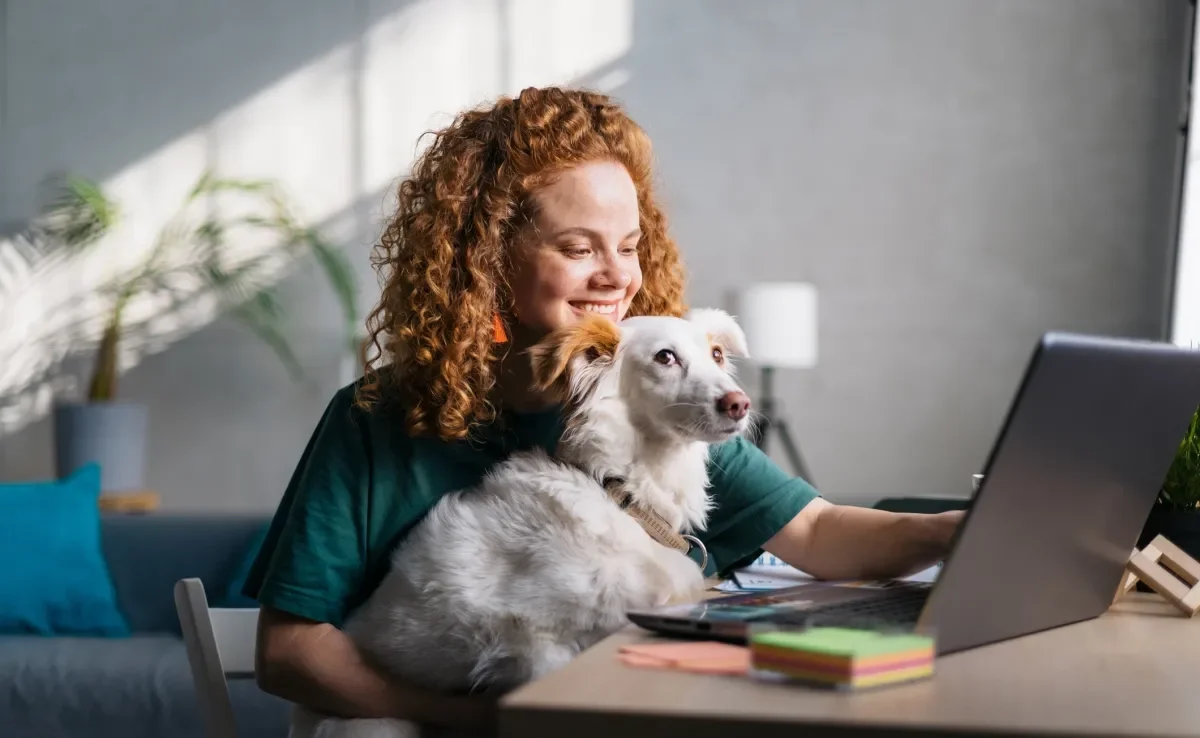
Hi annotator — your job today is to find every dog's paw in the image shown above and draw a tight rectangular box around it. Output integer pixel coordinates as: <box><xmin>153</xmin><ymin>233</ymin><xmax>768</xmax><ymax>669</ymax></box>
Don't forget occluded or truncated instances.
<box><xmin>654</xmin><ymin>551</ymin><xmax>706</xmax><ymax>605</ymax></box>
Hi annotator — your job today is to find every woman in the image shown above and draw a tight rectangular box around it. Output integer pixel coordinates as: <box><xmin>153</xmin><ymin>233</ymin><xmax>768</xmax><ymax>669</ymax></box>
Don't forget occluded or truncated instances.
<box><xmin>243</xmin><ymin>86</ymin><xmax>962</xmax><ymax>732</ymax></box>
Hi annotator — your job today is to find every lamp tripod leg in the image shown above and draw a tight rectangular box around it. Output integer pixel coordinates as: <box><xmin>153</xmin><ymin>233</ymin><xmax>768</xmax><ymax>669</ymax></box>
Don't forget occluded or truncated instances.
<box><xmin>773</xmin><ymin>418</ymin><xmax>815</xmax><ymax>486</ymax></box>
<box><xmin>752</xmin><ymin>413</ymin><xmax>771</xmax><ymax>453</ymax></box>
<box><xmin>751</xmin><ymin>364</ymin><xmax>816</xmax><ymax>485</ymax></box>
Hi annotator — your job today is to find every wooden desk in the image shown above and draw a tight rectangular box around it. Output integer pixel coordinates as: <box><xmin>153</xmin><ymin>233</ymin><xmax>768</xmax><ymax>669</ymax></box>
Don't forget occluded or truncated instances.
<box><xmin>500</xmin><ymin>593</ymin><xmax>1200</xmax><ymax>738</ymax></box>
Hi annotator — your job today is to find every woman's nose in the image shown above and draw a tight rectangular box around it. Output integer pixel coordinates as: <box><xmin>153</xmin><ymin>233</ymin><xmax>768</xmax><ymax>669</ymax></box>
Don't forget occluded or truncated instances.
<box><xmin>593</xmin><ymin>258</ymin><xmax>632</xmax><ymax>289</ymax></box>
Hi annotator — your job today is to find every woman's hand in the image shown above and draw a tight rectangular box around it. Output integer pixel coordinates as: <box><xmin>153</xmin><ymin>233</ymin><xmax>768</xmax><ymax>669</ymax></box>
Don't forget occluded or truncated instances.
<box><xmin>925</xmin><ymin>509</ymin><xmax>965</xmax><ymax>557</ymax></box>
<box><xmin>256</xmin><ymin>607</ymin><xmax>498</xmax><ymax>731</ymax></box>
<box><xmin>764</xmin><ymin>499</ymin><xmax>965</xmax><ymax>581</ymax></box>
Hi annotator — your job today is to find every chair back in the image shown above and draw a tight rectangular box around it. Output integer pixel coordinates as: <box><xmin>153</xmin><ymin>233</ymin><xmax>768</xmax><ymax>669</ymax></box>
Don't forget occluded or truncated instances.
<box><xmin>175</xmin><ymin>577</ymin><xmax>259</xmax><ymax>738</ymax></box>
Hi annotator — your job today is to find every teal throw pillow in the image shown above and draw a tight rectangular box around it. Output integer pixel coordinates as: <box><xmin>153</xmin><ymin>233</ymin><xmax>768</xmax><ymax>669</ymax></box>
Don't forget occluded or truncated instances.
<box><xmin>0</xmin><ymin>463</ymin><xmax>130</xmax><ymax>636</ymax></box>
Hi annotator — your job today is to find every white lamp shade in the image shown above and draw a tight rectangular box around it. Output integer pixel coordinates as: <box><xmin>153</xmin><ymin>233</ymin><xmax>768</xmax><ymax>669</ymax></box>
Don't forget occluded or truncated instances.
<box><xmin>738</xmin><ymin>282</ymin><xmax>818</xmax><ymax>368</ymax></box>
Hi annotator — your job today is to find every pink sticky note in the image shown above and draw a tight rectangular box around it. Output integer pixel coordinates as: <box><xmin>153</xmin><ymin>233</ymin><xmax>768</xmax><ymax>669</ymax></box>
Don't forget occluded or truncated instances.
<box><xmin>618</xmin><ymin>641</ymin><xmax>751</xmax><ymax>675</ymax></box>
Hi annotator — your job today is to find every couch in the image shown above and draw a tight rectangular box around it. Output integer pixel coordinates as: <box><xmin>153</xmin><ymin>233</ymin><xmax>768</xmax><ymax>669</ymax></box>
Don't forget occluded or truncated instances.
<box><xmin>0</xmin><ymin>513</ymin><xmax>290</xmax><ymax>738</ymax></box>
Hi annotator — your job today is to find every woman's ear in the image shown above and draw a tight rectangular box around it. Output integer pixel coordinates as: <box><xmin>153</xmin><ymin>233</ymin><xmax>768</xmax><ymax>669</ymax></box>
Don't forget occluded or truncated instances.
<box><xmin>685</xmin><ymin>308</ymin><xmax>749</xmax><ymax>358</ymax></box>
<box><xmin>528</xmin><ymin>315</ymin><xmax>622</xmax><ymax>401</ymax></box>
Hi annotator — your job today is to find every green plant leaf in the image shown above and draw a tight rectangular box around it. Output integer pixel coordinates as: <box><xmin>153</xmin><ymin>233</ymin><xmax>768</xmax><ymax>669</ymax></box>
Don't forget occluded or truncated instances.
<box><xmin>193</xmin><ymin>255</ymin><xmax>271</xmax><ymax>307</ymax></box>
<box><xmin>37</xmin><ymin>175</ymin><xmax>119</xmax><ymax>251</ymax></box>
<box><xmin>1159</xmin><ymin>405</ymin><xmax>1200</xmax><ymax>510</ymax></box>
<box><xmin>231</xmin><ymin>289</ymin><xmax>304</xmax><ymax>381</ymax></box>
<box><xmin>304</xmin><ymin>228</ymin><xmax>360</xmax><ymax>348</ymax></box>
<box><xmin>188</xmin><ymin>171</ymin><xmax>278</xmax><ymax>202</ymax></box>
<box><xmin>24</xmin><ymin>170</ymin><xmax>360</xmax><ymax>394</ymax></box>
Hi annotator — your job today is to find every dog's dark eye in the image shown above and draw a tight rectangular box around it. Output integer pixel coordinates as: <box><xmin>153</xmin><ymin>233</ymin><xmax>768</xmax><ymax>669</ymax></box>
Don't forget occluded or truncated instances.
<box><xmin>654</xmin><ymin>349</ymin><xmax>678</xmax><ymax>366</ymax></box>
<box><xmin>711</xmin><ymin>346</ymin><xmax>724</xmax><ymax>364</ymax></box>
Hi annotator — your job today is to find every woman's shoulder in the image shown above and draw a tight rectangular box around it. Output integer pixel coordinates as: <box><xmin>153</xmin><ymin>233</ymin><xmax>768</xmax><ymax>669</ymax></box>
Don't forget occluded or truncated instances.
<box><xmin>315</xmin><ymin>379</ymin><xmax>514</xmax><ymax>485</ymax></box>
<box><xmin>245</xmin><ymin>381</ymin><xmax>491</xmax><ymax>623</ymax></box>
<box><xmin>320</xmin><ymin>378</ymin><xmax>394</xmax><ymax>432</ymax></box>
<box><xmin>705</xmin><ymin>435</ymin><xmax>820</xmax><ymax>501</ymax></box>
<box><xmin>705</xmin><ymin>435</ymin><xmax>765</xmax><ymax>475</ymax></box>
<box><xmin>698</xmin><ymin>436</ymin><xmax>821</xmax><ymax>576</ymax></box>
<box><xmin>315</xmin><ymin>379</ymin><xmax>421</xmax><ymax>454</ymax></box>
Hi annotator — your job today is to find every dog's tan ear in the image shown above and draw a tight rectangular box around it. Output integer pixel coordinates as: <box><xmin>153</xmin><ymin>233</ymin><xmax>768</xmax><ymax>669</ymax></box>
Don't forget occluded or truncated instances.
<box><xmin>529</xmin><ymin>315</ymin><xmax>622</xmax><ymax>400</ymax></box>
<box><xmin>686</xmin><ymin>308</ymin><xmax>749</xmax><ymax>358</ymax></box>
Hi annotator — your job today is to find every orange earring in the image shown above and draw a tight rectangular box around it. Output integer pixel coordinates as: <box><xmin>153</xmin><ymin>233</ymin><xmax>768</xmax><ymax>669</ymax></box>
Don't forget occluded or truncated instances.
<box><xmin>492</xmin><ymin>313</ymin><xmax>509</xmax><ymax>344</ymax></box>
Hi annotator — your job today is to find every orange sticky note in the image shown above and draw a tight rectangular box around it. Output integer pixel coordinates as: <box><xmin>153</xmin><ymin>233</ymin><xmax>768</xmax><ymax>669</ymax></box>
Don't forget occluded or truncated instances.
<box><xmin>618</xmin><ymin>652</ymin><xmax>671</xmax><ymax>668</ymax></box>
<box><xmin>618</xmin><ymin>641</ymin><xmax>750</xmax><ymax>676</ymax></box>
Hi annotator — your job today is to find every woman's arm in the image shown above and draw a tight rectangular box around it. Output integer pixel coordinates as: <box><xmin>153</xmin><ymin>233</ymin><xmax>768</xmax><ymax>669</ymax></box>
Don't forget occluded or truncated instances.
<box><xmin>255</xmin><ymin>607</ymin><xmax>496</xmax><ymax>731</ymax></box>
<box><xmin>241</xmin><ymin>389</ymin><xmax>495</xmax><ymax>729</ymax></box>
<box><xmin>763</xmin><ymin>498</ymin><xmax>963</xmax><ymax>581</ymax></box>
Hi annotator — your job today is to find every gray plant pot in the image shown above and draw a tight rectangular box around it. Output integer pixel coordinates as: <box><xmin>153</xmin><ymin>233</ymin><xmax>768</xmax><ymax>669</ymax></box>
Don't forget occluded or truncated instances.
<box><xmin>53</xmin><ymin>401</ymin><xmax>149</xmax><ymax>493</ymax></box>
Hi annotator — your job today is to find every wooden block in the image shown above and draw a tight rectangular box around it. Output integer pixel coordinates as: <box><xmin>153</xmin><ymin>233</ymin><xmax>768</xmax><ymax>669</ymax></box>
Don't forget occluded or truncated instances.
<box><xmin>1152</xmin><ymin>536</ymin><xmax>1200</xmax><ymax>587</ymax></box>
<box><xmin>98</xmin><ymin>490</ymin><xmax>160</xmax><ymax>514</ymax></box>
<box><xmin>1119</xmin><ymin>535</ymin><xmax>1200</xmax><ymax>617</ymax></box>
<box><xmin>1112</xmin><ymin>551</ymin><xmax>1140</xmax><ymax>605</ymax></box>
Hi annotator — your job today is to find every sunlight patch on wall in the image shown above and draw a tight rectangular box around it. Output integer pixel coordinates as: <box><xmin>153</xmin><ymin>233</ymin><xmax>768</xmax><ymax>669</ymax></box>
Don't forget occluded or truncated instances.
<box><xmin>1</xmin><ymin>132</ymin><xmax>212</xmax><ymax>431</ymax></box>
<box><xmin>0</xmin><ymin>0</ymin><xmax>634</xmax><ymax>435</ymax></box>
<box><xmin>360</xmin><ymin>0</ymin><xmax>504</xmax><ymax>195</ymax></box>
<box><xmin>212</xmin><ymin>50</ymin><xmax>358</xmax><ymax>236</ymax></box>
<box><xmin>360</xmin><ymin>0</ymin><xmax>633</xmax><ymax>195</ymax></box>
<box><xmin>504</xmin><ymin>0</ymin><xmax>633</xmax><ymax>94</ymax></box>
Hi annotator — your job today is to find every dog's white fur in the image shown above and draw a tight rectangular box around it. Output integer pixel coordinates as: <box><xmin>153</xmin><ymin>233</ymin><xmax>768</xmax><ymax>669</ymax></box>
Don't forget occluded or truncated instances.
<box><xmin>294</xmin><ymin>308</ymin><xmax>751</xmax><ymax>738</ymax></box>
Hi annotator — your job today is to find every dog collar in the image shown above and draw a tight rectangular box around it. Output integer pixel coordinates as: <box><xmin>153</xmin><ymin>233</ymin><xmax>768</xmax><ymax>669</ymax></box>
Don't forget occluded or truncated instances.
<box><xmin>602</xmin><ymin>476</ymin><xmax>708</xmax><ymax>571</ymax></box>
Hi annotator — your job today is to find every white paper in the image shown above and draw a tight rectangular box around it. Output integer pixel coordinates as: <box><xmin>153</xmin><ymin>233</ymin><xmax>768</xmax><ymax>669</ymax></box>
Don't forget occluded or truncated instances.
<box><xmin>716</xmin><ymin>558</ymin><xmax>942</xmax><ymax>593</ymax></box>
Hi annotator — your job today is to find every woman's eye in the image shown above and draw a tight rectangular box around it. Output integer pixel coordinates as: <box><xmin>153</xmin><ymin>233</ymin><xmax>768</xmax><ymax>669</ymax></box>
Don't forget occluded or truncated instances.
<box><xmin>654</xmin><ymin>349</ymin><xmax>678</xmax><ymax>366</ymax></box>
<box><xmin>711</xmin><ymin>346</ymin><xmax>724</xmax><ymax>363</ymax></box>
<box><xmin>558</xmin><ymin>242</ymin><xmax>592</xmax><ymax>257</ymax></box>
<box><xmin>620</xmin><ymin>244</ymin><xmax>640</xmax><ymax>256</ymax></box>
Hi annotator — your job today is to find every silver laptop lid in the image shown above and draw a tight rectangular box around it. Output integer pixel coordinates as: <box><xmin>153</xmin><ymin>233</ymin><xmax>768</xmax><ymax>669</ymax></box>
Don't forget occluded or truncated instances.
<box><xmin>920</xmin><ymin>332</ymin><xmax>1200</xmax><ymax>654</ymax></box>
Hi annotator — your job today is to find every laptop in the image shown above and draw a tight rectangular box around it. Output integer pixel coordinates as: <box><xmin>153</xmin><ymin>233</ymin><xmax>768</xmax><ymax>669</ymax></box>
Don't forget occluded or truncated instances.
<box><xmin>627</xmin><ymin>331</ymin><xmax>1200</xmax><ymax>655</ymax></box>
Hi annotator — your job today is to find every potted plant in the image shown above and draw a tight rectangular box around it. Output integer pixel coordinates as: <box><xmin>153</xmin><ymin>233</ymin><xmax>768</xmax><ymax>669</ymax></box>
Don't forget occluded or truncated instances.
<box><xmin>1138</xmin><ymin>404</ymin><xmax>1200</xmax><ymax>561</ymax></box>
<box><xmin>35</xmin><ymin>172</ymin><xmax>359</xmax><ymax>494</ymax></box>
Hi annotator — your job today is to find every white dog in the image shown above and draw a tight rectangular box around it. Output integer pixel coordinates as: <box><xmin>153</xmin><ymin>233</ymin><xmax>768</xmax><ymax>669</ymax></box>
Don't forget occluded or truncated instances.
<box><xmin>294</xmin><ymin>308</ymin><xmax>753</xmax><ymax>738</ymax></box>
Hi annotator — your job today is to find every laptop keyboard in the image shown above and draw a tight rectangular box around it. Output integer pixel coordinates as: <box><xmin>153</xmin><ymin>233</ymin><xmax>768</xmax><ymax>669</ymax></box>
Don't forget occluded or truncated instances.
<box><xmin>773</xmin><ymin>586</ymin><xmax>930</xmax><ymax>629</ymax></box>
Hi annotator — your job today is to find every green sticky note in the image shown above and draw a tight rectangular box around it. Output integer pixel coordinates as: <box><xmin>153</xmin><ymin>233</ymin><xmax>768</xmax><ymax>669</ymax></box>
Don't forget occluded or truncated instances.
<box><xmin>751</xmin><ymin>627</ymin><xmax>934</xmax><ymax>658</ymax></box>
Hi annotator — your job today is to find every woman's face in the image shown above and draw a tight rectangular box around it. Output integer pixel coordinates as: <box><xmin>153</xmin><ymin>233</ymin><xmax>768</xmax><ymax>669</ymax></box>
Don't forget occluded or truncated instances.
<box><xmin>509</xmin><ymin>160</ymin><xmax>643</xmax><ymax>338</ymax></box>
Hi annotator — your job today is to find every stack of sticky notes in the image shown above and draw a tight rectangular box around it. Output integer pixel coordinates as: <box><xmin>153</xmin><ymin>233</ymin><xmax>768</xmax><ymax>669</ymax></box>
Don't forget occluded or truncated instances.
<box><xmin>618</xmin><ymin>641</ymin><xmax>750</xmax><ymax>676</ymax></box>
<box><xmin>749</xmin><ymin>627</ymin><xmax>935</xmax><ymax>690</ymax></box>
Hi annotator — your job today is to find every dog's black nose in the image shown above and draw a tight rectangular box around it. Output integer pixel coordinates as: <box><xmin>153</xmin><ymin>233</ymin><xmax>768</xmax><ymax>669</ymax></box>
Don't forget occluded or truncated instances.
<box><xmin>716</xmin><ymin>391</ymin><xmax>751</xmax><ymax>420</ymax></box>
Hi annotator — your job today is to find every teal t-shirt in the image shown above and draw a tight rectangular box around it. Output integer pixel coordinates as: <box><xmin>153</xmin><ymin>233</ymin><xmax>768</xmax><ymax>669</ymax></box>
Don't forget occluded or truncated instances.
<box><xmin>243</xmin><ymin>383</ymin><xmax>820</xmax><ymax>626</ymax></box>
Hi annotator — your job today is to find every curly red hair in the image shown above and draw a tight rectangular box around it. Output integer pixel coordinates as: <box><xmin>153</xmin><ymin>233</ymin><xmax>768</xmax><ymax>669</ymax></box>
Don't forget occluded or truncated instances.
<box><xmin>355</xmin><ymin>86</ymin><xmax>687</xmax><ymax>441</ymax></box>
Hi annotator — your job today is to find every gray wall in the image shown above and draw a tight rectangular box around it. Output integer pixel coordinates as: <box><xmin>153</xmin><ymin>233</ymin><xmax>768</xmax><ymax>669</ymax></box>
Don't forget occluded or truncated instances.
<box><xmin>614</xmin><ymin>0</ymin><xmax>1190</xmax><ymax>504</ymax></box>
<box><xmin>0</xmin><ymin>0</ymin><xmax>1190</xmax><ymax>510</ymax></box>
